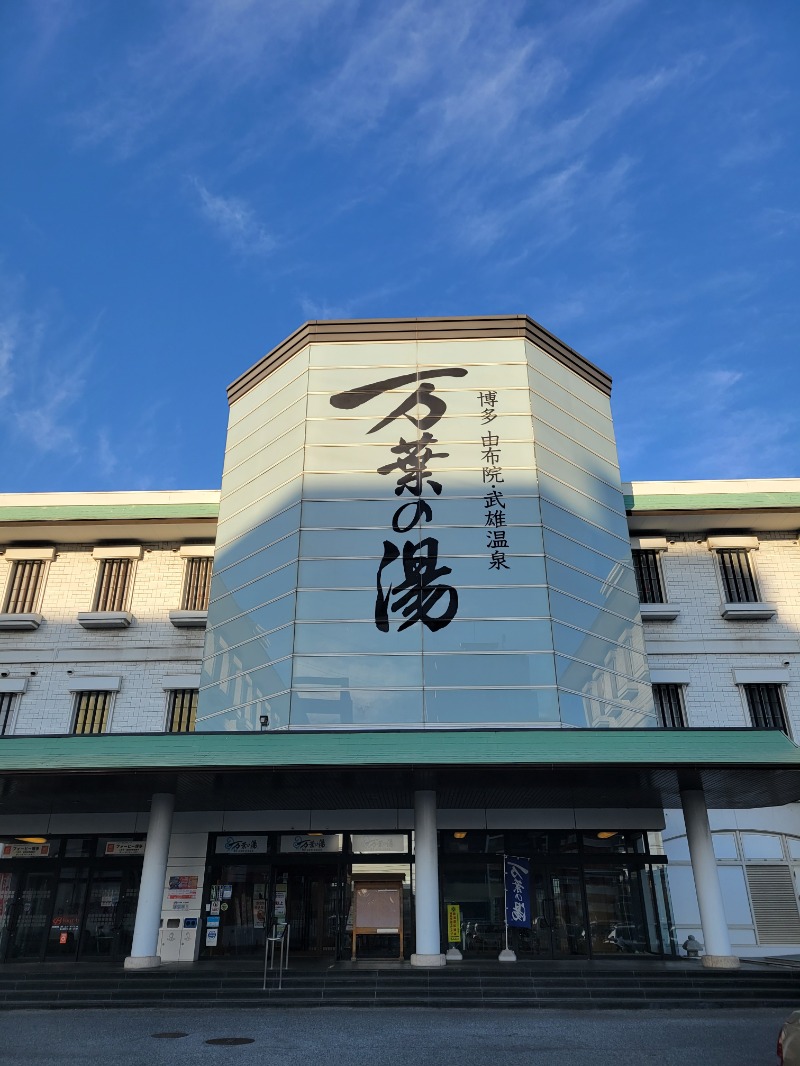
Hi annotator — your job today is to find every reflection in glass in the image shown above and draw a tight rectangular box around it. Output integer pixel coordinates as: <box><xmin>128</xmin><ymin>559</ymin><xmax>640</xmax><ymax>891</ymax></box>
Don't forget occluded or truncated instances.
<box><xmin>535</xmin><ymin>446</ymin><xmax>624</xmax><ymax>512</ymax></box>
<box><xmin>423</xmin><ymin>653</ymin><xmax>555</xmax><ymax>688</ymax></box>
<box><xmin>425</xmin><ymin>687</ymin><xmax>559</xmax><ymax>724</ymax></box>
<box><xmin>741</xmin><ymin>833</ymin><xmax>784</xmax><ymax>860</ymax></box>
<box><xmin>290</xmin><ymin>688</ymin><xmax>424</xmax><ymax>727</ymax></box>
<box><xmin>712</xmin><ymin>833</ymin><xmax>739</xmax><ymax>860</ymax></box>
<box><xmin>557</xmin><ymin>689</ymin><xmax>657</xmax><ymax>729</ymax></box>
<box><xmin>214</xmin><ymin>504</ymin><xmax>301</xmax><ymax>576</ymax></box>
<box><xmin>584</xmin><ymin>865</ymin><xmax>658</xmax><ymax>955</ymax></box>
<box><xmin>540</xmin><ymin>500</ymin><xmax>629</xmax><ymax>561</ymax></box>
<box><xmin>421</xmin><ymin>618</ymin><xmax>552</xmax><ymax>652</ymax></box>
<box><xmin>294</xmin><ymin>620</ymin><xmax>421</xmax><ymax>654</ymax></box>
<box><xmin>292</xmin><ymin>654</ymin><xmax>423</xmax><ymax>689</ymax></box>
<box><xmin>210</xmin><ymin>535</ymin><xmax>301</xmax><ymax>604</ymax></box>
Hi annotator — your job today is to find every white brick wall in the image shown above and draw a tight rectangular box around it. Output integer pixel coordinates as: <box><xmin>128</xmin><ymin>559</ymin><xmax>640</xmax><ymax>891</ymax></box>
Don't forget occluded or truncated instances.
<box><xmin>0</xmin><ymin>541</ymin><xmax>204</xmax><ymax>735</ymax></box>
<box><xmin>644</xmin><ymin>533</ymin><xmax>800</xmax><ymax>735</ymax></box>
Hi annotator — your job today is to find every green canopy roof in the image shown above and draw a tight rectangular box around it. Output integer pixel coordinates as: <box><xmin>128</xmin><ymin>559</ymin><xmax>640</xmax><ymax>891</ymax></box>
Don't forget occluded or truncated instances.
<box><xmin>0</xmin><ymin>727</ymin><xmax>797</xmax><ymax>772</ymax></box>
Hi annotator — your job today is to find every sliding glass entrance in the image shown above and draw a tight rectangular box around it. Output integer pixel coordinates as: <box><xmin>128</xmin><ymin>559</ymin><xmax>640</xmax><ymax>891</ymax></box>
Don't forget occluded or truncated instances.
<box><xmin>441</xmin><ymin>829</ymin><xmax>672</xmax><ymax>959</ymax></box>
<box><xmin>0</xmin><ymin>837</ymin><xmax>143</xmax><ymax>963</ymax></box>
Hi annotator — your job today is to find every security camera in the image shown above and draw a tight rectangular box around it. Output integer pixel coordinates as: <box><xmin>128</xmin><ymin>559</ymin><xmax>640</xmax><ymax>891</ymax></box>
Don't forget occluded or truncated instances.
<box><xmin>0</xmin><ymin>672</ymin><xmax>7</xmax><ymax>678</ymax></box>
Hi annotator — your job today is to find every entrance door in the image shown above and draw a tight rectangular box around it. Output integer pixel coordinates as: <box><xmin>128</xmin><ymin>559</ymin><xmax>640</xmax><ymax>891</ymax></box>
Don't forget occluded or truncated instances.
<box><xmin>4</xmin><ymin>871</ymin><xmax>57</xmax><ymax>961</ymax></box>
<box><xmin>45</xmin><ymin>867</ymin><xmax>88</xmax><ymax>959</ymax></box>
<box><xmin>284</xmin><ymin>867</ymin><xmax>341</xmax><ymax>956</ymax></box>
<box><xmin>78</xmin><ymin>868</ymin><xmax>139</xmax><ymax>958</ymax></box>
<box><xmin>525</xmin><ymin>867</ymin><xmax>588</xmax><ymax>959</ymax></box>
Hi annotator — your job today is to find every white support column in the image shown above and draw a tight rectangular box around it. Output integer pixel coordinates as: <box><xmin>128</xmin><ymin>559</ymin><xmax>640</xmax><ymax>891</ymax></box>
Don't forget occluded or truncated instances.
<box><xmin>124</xmin><ymin>792</ymin><xmax>175</xmax><ymax>970</ymax></box>
<box><xmin>411</xmin><ymin>789</ymin><xmax>446</xmax><ymax>967</ymax></box>
<box><xmin>680</xmin><ymin>788</ymin><xmax>739</xmax><ymax>969</ymax></box>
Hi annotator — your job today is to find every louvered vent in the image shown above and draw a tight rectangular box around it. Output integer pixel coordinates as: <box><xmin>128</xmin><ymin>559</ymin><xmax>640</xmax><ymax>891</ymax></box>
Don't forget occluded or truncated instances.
<box><xmin>746</xmin><ymin>865</ymin><xmax>800</xmax><ymax>944</ymax></box>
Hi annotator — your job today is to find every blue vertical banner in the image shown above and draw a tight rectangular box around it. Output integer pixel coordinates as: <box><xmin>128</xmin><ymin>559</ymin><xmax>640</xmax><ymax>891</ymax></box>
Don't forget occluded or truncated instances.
<box><xmin>504</xmin><ymin>854</ymin><xmax>531</xmax><ymax>929</ymax></box>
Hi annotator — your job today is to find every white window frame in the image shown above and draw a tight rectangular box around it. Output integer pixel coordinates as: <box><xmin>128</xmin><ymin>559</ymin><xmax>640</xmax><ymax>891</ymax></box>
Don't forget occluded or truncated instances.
<box><xmin>71</xmin><ymin>690</ymin><xmax>115</xmax><ymax>735</ymax></box>
<box><xmin>738</xmin><ymin>681</ymin><xmax>791</xmax><ymax>736</ymax></box>
<box><xmin>1</xmin><ymin>547</ymin><xmax>55</xmax><ymax>615</ymax></box>
<box><xmin>90</xmin><ymin>545</ymin><xmax>142</xmax><ymax>613</ymax></box>
<box><xmin>179</xmin><ymin>545</ymin><xmax>214</xmax><ymax>611</ymax></box>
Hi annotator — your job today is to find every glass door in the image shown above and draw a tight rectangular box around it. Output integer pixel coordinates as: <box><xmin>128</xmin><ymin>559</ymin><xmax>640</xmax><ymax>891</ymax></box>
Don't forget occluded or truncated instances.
<box><xmin>5</xmin><ymin>871</ymin><xmax>57</xmax><ymax>960</ymax></box>
<box><xmin>285</xmin><ymin>867</ymin><xmax>341</xmax><ymax>955</ymax></box>
<box><xmin>78</xmin><ymin>868</ymin><xmax>139</xmax><ymax>958</ymax></box>
<box><xmin>522</xmin><ymin>868</ymin><xmax>588</xmax><ymax>959</ymax></box>
<box><xmin>0</xmin><ymin>871</ymin><xmax>19</xmax><ymax>961</ymax></box>
<box><xmin>45</xmin><ymin>868</ymin><xmax>88</xmax><ymax>959</ymax></box>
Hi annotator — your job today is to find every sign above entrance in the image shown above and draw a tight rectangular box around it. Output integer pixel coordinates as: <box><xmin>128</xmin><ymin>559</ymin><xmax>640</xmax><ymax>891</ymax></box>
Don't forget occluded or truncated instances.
<box><xmin>215</xmin><ymin>835</ymin><xmax>270</xmax><ymax>855</ymax></box>
<box><xmin>104</xmin><ymin>840</ymin><xmax>145</xmax><ymax>856</ymax></box>
<box><xmin>1</xmin><ymin>842</ymin><xmax>51</xmax><ymax>859</ymax></box>
<box><xmin>279</xmin><ymin>834</ymin><xmax>343</xmax><ymax>853</ymax></box>
<box><xmin>351</xmin><ymin>834</ymin><xmax>408</xmax><ymax>854</ymax></box>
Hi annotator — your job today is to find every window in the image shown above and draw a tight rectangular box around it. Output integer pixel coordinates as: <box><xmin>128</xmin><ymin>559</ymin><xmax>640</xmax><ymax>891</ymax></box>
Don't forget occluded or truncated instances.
<box><xmin>0</xmin><ymin>693</ymin><xmax>15</xmax><ymax>735</ymax></box>
<box><xmin>93</xmin><ymin>559</ymin><xmax>132</xmax><ymax>612</ymax></box>
<box><xmin>167</xmin><ymin>689</ymin><xmax>198</xmax><ymax>733</ymax></box>
<box><xmin>743</xmin><ymin>683</ymin><xmax>789</xmax><ymax>733</ymax></box>
<box><xmin>632</xmin><ymin>549</ymin><xmax>665</xmax><ymax>603</ymax></box>
<box><xmin>73</xmin><ymin>691</ymin><xmax>111</xmax><ymax>734</ymax></box>
<box><xmin>717</xmin><ymin>549</ymin><xmax>759</xmax><ymax>603</ymax></box>
<box><xmin>3</xmin><ymin>560</ymin><xmax>46</xmax><ymax>614</ymax></box>
<box><xmin>181</xmin><ymin>557</ymin><xmax>212</xmax><ymax>611</ymax></box>
<box><xmin>653</xmin><ymin>683</ymin><xmax>686</xmax><ymax>728</ymax></box>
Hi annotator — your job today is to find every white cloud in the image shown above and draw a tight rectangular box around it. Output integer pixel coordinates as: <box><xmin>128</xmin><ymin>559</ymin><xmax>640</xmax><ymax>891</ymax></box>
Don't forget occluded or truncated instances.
<box><xmin>69</xmin><ymin>0</ymin><xmax>343</xmax><ymax>157</ymax></box>
<box><xmin>191</xmin><ymin>178</ymin><xmax>276</xmax><ymax>256</ymax></box>
<box><xmin>615</xmin><ymin>360</ymin><xmax>796</xmax><ymax>481</ymax></box>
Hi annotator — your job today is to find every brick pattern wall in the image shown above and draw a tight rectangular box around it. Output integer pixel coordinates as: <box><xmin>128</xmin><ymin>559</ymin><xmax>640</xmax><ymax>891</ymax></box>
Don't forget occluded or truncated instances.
<box><xmin>0</xmin><ymin>542</ymin><xmax>204</xmax><ymax>735</ymax></box>
<box><xmin>644</xmin><ymin>532</ymin><xmax>800</xmax><ymax>735</ymax></box>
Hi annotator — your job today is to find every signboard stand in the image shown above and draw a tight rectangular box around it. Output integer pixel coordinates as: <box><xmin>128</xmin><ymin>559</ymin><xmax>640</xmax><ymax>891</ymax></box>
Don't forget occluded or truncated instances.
<box><xmin>350</xmin><ymin>875</ymin><xmax>404</xmax><ymax>961</ymax></box>
<box><xmin>499</xmin><ymin>854</ymin><xmax>533</xmax><ymax>963</ymax></box>
<box><xmin>445</xmin><ymin>904</ymin><xmax>462</xmax><ymax>960</ymax></box>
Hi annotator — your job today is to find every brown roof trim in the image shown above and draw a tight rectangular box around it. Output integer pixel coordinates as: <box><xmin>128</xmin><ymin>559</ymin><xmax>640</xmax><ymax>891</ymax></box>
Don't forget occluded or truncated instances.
<box><xmin>227</xmin><ymin>315</ymin><xmax>612</xmax><ymax>405</ymax></box>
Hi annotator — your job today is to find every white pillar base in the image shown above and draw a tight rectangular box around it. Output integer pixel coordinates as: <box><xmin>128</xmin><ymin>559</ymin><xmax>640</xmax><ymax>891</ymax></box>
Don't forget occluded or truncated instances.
<box><xmin>124</xmin><ymin>955</ymin><xmax>161</xmax><ymax>970</ymax></box>
<box><xmin>445</xmin><ymin>946</ymin><xmax>463</xmax><ymax>961</ymax></box>
<box><xmin>498</xmin><ymin>948</ymin><xmax>517</xmax><ymax>962</ymax></box>
<box><xmin>410</xmin><ymin>952</ymin><xmax>446</xmax><ymax>967</ymax></box>
<box><xmin>701</xmin><ymin>954</ymin><xmax>741</xmax><ymax>969</ymax></box>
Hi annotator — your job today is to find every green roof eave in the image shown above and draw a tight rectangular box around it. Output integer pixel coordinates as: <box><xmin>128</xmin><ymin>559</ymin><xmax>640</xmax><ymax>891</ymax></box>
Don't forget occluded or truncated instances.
<box><xmin>625</xmin><ymin>491</ymin><xmax>800</xmax><ymax>513</ymax></box>
<box><xmin>0</xmin><ymin>728</ymin><xmax>797</xmax><ymax>773</ymax></box>
<box><xmin>0</xmin><ymin>503</ymin><xmax>220</xmax><ymax>523</ymax></box>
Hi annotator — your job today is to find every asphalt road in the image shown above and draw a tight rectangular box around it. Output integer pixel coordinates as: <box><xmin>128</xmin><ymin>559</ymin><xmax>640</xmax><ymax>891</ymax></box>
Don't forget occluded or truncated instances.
<box><xmin>0</xmin><ymin>1007</ymin><xmax>789</xmax><ymax>1065</ymax></box>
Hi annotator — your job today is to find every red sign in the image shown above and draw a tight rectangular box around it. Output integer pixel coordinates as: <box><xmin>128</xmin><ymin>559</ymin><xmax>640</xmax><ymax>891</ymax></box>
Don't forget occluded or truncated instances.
<box><xmin>59</xmin><ymin>932</ymin><xmax>68</xmax><ymax>945</ymax></box>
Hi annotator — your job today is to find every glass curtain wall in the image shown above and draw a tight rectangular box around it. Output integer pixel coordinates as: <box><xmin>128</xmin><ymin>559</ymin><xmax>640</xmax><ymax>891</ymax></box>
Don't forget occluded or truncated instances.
<box><xmin>441</xmin><ymin>829</ymin><xmax>672</xmax><ymax>959</ymax></box>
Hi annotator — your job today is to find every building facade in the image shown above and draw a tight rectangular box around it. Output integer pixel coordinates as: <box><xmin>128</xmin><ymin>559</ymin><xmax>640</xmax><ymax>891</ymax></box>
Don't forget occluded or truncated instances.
<box><xmin>0</xmin><ymin>317</ymin><xmax>797</xmax><ymax>969</ymax></box>
<box><xmin>626</xmin><ymin>482</ymin><xmax>800</xmax><ymax>955</ymax></box>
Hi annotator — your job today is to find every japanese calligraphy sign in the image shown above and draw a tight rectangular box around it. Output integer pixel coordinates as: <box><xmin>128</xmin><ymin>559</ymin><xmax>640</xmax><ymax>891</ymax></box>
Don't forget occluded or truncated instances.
<box><xmin>504</xmin><ymin>854</ymin><xmax>531</xmax><ymax>929</ymax></box>
<box><xmin>478</xmin><ymin>389</ymin><xmax>511</xmax><ymax>572</ymax></box>
<box><xmin>331</xmin><ymin>368</ymin><xmax>468</xmax><ymax>633</ymax></box>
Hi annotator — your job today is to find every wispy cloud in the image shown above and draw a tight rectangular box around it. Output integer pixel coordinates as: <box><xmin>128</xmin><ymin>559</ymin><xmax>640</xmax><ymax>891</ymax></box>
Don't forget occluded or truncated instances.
<box><xmin>616</xmin><ymin>360</ymin><xmax>796</xmax><ymax>480</ymax></box>
<box><xmin>191</xmin><ymin>178</ymin><xmax>276</xmax><ymax>256</ymax></box>
<box><xmin>69</xmin><ymin>0</ymin><xmax>342</xmax><ymax>158</ymax></box>
<box><xmin>0</xmin><ymin>273</ymin><xmax>97</xmax><ymax>469</ymax></box>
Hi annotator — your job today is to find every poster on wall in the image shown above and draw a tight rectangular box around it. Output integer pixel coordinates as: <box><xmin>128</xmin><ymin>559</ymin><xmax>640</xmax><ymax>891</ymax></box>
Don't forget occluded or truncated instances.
<box><xmin>274</xmin><ymin>878</ymin><xmax>287</xmax><ymax>929</ymax></box>
<box><xmin>253</xmin><ymin>885</ymin><xmax>266</xmax><ymax>928</ymax></box>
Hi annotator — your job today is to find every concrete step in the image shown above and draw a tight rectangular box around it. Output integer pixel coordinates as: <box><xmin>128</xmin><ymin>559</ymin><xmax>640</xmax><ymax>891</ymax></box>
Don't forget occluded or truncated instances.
<box><xmin>1</xmin><ymin>964</ymin><xmax>799</xmax><ymax>1010</ymax></box>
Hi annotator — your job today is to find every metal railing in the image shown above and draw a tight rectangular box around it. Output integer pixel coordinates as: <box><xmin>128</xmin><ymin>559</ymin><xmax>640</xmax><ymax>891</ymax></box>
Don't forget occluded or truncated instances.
<box><xmin>262</xmin><ymin>923</ymin><xmax>291</xmax><ymax>991</ymax></box>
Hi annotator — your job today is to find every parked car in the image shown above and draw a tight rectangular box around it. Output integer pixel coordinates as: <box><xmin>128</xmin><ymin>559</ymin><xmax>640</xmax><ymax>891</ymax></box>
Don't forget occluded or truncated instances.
<box><xmin>778</xmin><ymin>1010</ymin><xmax>800</xmax><ymax>1065</ymax></box>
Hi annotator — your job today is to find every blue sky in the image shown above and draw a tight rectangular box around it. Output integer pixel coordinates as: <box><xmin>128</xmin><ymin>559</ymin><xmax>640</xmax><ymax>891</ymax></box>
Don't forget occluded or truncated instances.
<box><xmin>1</xmin><ymin>0</ymin><xmax>798</xmax><ymax>492</ymax></box>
